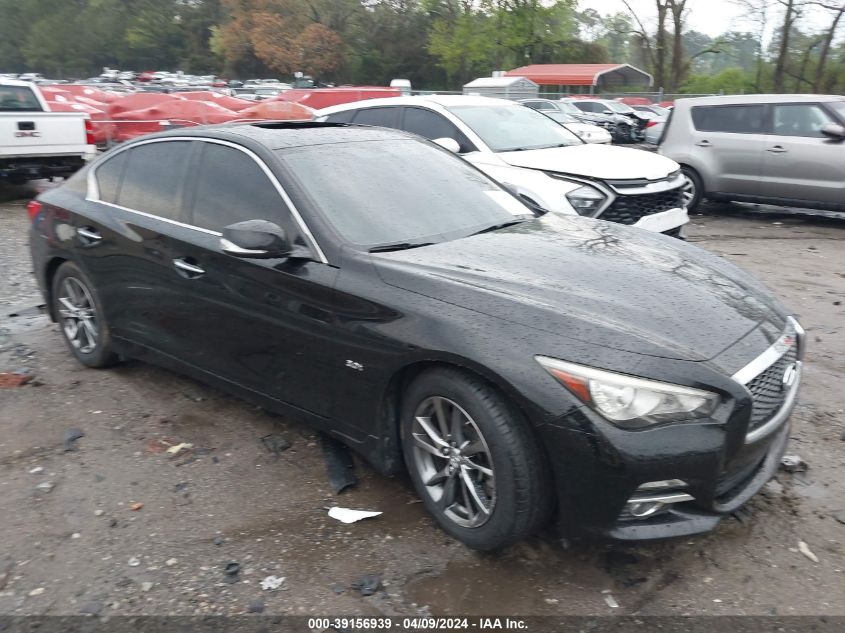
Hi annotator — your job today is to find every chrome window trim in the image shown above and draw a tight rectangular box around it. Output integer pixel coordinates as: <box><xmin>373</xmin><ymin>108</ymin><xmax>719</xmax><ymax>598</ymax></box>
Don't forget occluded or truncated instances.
<box><xmin>731</xmin><ymin>316</ymin><xmax>802</xmax><ymax>386</ymax></box>
<box><xmin>85</xmin><ymin>135</ymin><xmax>328</xmax><ymax>264</ymax></box>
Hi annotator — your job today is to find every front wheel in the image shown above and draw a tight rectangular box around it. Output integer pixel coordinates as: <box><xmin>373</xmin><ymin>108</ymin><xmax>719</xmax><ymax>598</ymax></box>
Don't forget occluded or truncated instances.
<box><xmin>614</xmin><ymin>124</ymin><xmax>632</xmax><ymax>143</ymax></box>
<box><xmin>401</xmin><ymin>368</ymin><xmax>551</xmax><ymax>550</ymax></box>
<box><xmin>51</xmin><ymin>261</ymin><xmax>119</xmax><ymax>368</ymax></box>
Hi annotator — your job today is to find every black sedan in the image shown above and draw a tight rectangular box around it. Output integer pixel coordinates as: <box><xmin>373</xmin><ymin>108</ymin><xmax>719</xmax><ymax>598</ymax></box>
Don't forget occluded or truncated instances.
<box><xmin>28</xmin><ymin>123</ymin><xmax>804</xmax><ymax>550</ymax></box>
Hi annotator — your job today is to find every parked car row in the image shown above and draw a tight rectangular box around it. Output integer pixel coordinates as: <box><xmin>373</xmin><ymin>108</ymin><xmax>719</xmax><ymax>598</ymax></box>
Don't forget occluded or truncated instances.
<box><xmin>28</xmin><ymin>120</ymin><xmax>805</xmax><ymax>550</ymax></box>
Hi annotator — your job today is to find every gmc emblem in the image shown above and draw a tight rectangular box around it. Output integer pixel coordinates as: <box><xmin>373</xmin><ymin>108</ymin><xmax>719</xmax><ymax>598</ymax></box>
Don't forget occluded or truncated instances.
<box><xmin>15</xmin><ymin>131</ymin><xmax>41</xmax><ymax>137</ymax></box>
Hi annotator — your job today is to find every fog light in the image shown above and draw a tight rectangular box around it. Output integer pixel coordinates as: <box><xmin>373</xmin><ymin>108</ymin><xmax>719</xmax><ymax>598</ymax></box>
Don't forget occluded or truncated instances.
<box><xmin>621</xmin><ymin>482</ymin><xmax>695</xmax><ymax>521</ymax></box>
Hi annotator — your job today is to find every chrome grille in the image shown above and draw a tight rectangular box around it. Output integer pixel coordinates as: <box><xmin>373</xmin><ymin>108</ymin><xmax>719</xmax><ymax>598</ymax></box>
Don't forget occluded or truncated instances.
<box><xmin>746</xmin><ymin>346</ymin><xmax>798</xmax><ymax>432</ymax></box>
<box><xmin>599</xmin><ymin>188</ymin><xmax>684</xmax><ymax>225</ymax></box>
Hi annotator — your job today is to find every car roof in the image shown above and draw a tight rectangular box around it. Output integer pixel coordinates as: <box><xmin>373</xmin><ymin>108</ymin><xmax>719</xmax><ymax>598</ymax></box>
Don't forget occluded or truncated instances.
<box><xmin>129</xmin><ymin>121</ymin><xmax>418</xmax><ymax>151</ymax></box>
<box><xmin>673</xmin><ymin>94</ymin><xmax>845</xmax><ymax>107</ymax></box>
<box><xmin>316</xmin><ymin>94</ymin><xmax>518</xmax><ymax>115</ymax></box>
<box><xmin>0</xmin><ymin>78</ymin><xmax>37</xmax><ymax>88</ymax></box>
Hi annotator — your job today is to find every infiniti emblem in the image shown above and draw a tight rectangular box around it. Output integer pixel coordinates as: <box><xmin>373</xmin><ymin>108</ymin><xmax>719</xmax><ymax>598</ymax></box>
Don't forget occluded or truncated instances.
<box><xmin>782</xmin><ymin>363</ymin><xmax>797</xmax><ymax>388</ymax></box>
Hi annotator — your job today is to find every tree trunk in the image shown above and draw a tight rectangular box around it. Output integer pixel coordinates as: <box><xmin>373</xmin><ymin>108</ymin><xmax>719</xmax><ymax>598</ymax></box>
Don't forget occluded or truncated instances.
<box><xmin>668</xmin><ymin>0</ymin><xmax>688</xmax><ymax>92</ymax></box>
<box><xmin>814</xmin><ymin>3</ymin><xmax>845</xmax><ymax>92</ymax></box>
<box><xmin>654</xmin><ymin>0</ymin><xmax>669</xmax><ymax>90</ymax></box>
<box><xmin>773</xmin><ymin>0</ymin><xmax>797</xmax><ymax>93</ymax></box>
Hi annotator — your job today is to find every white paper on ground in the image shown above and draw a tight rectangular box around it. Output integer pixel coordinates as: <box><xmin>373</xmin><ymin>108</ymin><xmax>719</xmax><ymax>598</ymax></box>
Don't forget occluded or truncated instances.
<box><xmin>328</xmin><ymin>507</ymin><xmax>382</xmax><ymax>524</ymax></box>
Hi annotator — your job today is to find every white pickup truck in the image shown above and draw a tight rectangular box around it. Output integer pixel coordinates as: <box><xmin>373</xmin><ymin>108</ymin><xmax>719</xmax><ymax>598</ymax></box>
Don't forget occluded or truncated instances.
<box><xmin>1</xmin><ymin>78</ymin><xmax>95</xmax><ymax>183</ymax></box>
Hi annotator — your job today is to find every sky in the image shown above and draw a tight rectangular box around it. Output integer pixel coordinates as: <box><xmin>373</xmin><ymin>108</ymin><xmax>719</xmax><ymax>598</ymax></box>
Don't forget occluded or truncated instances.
<box><xmin>578</xmin><ymin>0</ymin><xmax>831</xmax><ymax>39</ymax></box>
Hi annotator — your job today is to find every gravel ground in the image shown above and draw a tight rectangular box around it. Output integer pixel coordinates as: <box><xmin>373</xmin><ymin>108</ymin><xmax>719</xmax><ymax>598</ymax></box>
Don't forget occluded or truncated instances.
<box><xmin>1</xmin><ymin>183</ymin><xmax>844</xmax><ymax>619</ymax></box>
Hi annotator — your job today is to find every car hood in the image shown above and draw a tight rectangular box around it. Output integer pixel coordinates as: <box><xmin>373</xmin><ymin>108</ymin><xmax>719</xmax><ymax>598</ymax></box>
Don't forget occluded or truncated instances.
<box><xmin>497</xmin><ymin>144</ymin><xmax>680</xmax><ymax>180</ymax></box>
<box><xmin>372</xmin><ymin>215</ymin><xmax>786</xmax><ymax>362</ymax></box>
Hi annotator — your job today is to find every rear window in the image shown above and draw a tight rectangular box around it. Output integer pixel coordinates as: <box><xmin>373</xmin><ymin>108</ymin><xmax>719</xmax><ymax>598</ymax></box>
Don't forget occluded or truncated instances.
<box><xmin>0</xmin><ymin>85</ymin><xmax>42</xmax><ymax>111</ymax></box>
<box><xmin>691</xmin><ymin>105</ymin><xmax>765</xmax><ymax>134</ymax></box>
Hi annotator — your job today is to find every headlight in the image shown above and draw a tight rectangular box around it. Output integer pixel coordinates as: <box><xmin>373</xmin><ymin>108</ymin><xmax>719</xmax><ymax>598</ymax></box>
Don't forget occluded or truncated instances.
<box><xmin>536</xmin><ymin>356</ymin><xmax>720</xmax><ymax>429</ymax></box>
<box><xmin>565</xmin><ymin>184</ymin><xmax>607</xmax><ymax>216</ymax></box>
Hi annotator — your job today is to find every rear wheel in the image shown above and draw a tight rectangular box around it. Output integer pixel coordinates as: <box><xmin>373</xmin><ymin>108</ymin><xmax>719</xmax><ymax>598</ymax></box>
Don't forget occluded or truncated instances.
<box><xmin>681</xmin><ymin>166</ymin><xmax>704</xmax><ymax>213</ymax></box>
<box><xmin>51</xmin><ymin>262</ymin><xmax>119</xmax><ymax>368</ymax></box>
<box><xmin>401</xmin><ymin>368</ymin><xmax>551</xmax><ymax>550</ymax></box>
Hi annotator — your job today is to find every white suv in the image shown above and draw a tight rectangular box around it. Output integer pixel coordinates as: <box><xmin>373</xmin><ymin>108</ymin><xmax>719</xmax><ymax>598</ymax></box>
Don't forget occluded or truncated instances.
<box><xmin>316</xmin><ymin>96</ymin><xmax>689</xmax><ymax>236</ymax></box>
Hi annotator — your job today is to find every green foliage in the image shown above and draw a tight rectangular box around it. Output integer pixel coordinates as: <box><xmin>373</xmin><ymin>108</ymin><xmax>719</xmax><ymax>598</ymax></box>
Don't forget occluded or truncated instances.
<box><xmin>680</xmin><ymin>68</ymin><xmax>756</xmax><ymax>95</ymax></box>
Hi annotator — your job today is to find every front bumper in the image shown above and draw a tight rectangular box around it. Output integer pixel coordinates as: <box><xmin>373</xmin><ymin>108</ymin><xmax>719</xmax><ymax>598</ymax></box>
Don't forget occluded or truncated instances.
<box><xmin>632</xmin><ymin>207</ymin><xmax>688</xmax><ymax>233</ymax></box>
<box><xmin>537</xmin><ymin>362</ymin><xmax>800</xmax><ymax>542</ymax></box>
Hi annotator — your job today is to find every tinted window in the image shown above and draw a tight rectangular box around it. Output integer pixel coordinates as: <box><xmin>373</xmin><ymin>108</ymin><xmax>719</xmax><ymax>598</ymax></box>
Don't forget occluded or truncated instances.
<box><xmin>278</xmin><ymin>139</ymin><xmax>530</xmax><ymax>248</ymax></box>
<box><xmin>95</xmin><ymin>151</ymin><xmax>127</xmax><ymax>204</ymax></box>
<box><xmin>117</xmin><ymin>141</ymin><xmax>193</xmax><ymax>220</ymax></box>
<box><xmin>772</xmin><ymin>104</ymin><xmax>834</xmax><ymax>137</ymax></box>
<box><xmin>402</xmin><ymin>107</ymin><xmax>473</xmax><ymax>151</ymax></box>
<box><xmin>191</xmin><ymin>143</ymin><xmax>290</xmax><ymax>233</ymax></box>
<box><xmin>827</xmin><ymin>101</ymin><xmax>845</xmax><ymax>120</ymax></box>
<box><xmin>573</xmin><ymin>102</ymin><xmax>599</xmax><ymax>113</ymax></box>
<box><xmin>352</xmin><ymin>107</ymin><xmax>399</xmax><ymax>127</ymax></box>
<box><xmin>0</xmin><ymin>85</ymin><xmax>42</xmax><ymax>111</ymax></box>
<box><xmin>691</xmin><ymin>105</ymin><xmax>765</xmax><ymax>134</ymax></box>
<box><xmin>324</xmin><ymin>110</ymin><xmax>355</xmax><ymax>123</ymax></box>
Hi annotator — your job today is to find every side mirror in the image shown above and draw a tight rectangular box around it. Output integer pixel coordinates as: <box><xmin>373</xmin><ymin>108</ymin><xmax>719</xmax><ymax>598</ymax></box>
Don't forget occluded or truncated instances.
<box><xmin>432</xmin><ymin>137</ymin><xmax>461</xmax><ymax>153</ymax></box>
<box><xmin>221</xmin><ymin>219</ymin><xmax>291</xmax><ymax>259</ymax></box>
<box><xmin>821</xmin><ymin>123</ymin><xmax>845</xmax><ymax>140</ymax></box>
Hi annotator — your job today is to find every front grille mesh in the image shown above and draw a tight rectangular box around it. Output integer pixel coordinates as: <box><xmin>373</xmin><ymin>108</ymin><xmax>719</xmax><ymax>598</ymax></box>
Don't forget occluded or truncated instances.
<box><xmin>746</xmin><ymin>346</ymin><xmax>798</xmax><ymax>431</ymax></box>
<box><xmin>600</xmin><ymin>188</ymin><xmax>684</xmax><ymax>224</ymax></box>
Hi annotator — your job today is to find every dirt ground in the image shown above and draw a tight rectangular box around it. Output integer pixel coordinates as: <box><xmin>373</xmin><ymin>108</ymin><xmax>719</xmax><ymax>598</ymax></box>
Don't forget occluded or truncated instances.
<box><xmin>0</xmin><ymin>182</ymin><xmax>843</xmax><ymax>619</ymax></box>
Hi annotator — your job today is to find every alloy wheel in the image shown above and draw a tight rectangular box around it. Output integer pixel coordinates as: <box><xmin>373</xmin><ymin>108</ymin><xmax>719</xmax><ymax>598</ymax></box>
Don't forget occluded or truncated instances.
<box><xmin>57</xmin><ymin>277</ymin><xmax>99</xmax><ymax>354</ymax></box>
<box><xmin>682</xmin><ymin>175</ymin><xmax>696</xmax><ymax>209</ymax></box>
<box><xmin>411</xmin><ymin>396</ymin><xmax>496</xmax><ymax>528</ymax></box>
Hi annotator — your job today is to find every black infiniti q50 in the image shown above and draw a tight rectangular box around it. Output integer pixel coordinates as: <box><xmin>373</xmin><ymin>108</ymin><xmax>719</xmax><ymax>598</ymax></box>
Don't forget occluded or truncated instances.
<box><xmin>28</xmin><ymin>122</ymin><xmax>804</xmax><ymax>550</ymax></box>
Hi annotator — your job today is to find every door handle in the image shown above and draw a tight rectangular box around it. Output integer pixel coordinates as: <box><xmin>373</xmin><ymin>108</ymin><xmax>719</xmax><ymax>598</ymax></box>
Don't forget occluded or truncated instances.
<box><xmin>76</xmin><ymin>227</ymin><xmax>102</xmax><ymax>243</ymax></box>
<box><xmin>767</xmin><ymin>145</ymin><xmax>788</xmax><ymax>153</ymax></box>
<box><xmin>694</xmin><ymin>140</ymin><xmax>711</xmax><ymax>147</ymax></box>
<box><xmin>173</xmin><ymin>258</ymin><xmax>205</xmax><ymax>277</ymax></box>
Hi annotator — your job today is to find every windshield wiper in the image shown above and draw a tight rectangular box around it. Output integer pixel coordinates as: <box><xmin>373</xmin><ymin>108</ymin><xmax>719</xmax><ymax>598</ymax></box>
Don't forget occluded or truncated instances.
<box><xmin>470</xmin><ymin>219</ymin><xmax>526</xmax><ymax>236</ymax></box>
<box><xmin>368</xmin><ymin>241</ymin><xmax>435</xmax><ymax>253</ymax></box>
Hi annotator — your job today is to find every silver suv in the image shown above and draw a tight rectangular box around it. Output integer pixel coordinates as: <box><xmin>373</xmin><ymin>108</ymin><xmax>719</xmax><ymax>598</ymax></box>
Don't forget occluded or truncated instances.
<box><xmin>660</xmin><ymin>94</ymin><xmax>845</xmax><ymax>214</ymax></box>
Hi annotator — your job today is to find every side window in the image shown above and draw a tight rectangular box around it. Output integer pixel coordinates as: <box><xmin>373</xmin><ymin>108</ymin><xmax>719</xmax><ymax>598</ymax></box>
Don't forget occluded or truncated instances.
<box><xmin>351</xmin><ymin>107</ymin><xmax>399</xmax><ymax>128</ymax></box>
<box><xmin>772</xmin><ymin>104</ymin><xmax>834</xmax><ymax>138</ymax></box>
<box><xmin>116</xmin><ymin>141</ymin><xmax>193</xmax><ymax>220</ymax></box>
<box><xmin>691</xmin><ymin>105</ymin><xmax>765</xmax><ymax>134</ymax></box>
<box><xmin>190</xmin><ymin>143</ymin><xmax>291</xmax><ymax>233</ymax></box>
<box><xmin>95</xmin><ymin>151</ymin><xmax>128</xmax><ymax>204</ymax></box>
<box><xmin>574</xmin><ymin>102</ymin><xmax>596</xmax><ymax>113</ymax></box>
<box><xmin>402</xmin><ymin>107</ymin><xmax>474</xmax><ymax>152</ymax></box>
<box><xmin>324</xmin><ymin>110</ymin><xmax>355</xmax><ymax>123</ymax></box>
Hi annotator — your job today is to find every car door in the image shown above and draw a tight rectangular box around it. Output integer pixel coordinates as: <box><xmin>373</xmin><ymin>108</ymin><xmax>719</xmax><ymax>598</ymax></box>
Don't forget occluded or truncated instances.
<box><xmin>172</xmin><ymin>140</ymin><xmax>340</xmax><ymax>418</ymax></box>
<box><xmin>687</xmin><ymin>104</ymin><xmax>766</xmax><ymax>197</ymax></box>
<box><xmin>760</xmin><ymin>102</ymin><xmax>844</xmax><ymax>207</ymax></box>
<box><xmin>77</xmin><ymin>139</ymin><xmax>200</xmax><ymax>355</ymax></box>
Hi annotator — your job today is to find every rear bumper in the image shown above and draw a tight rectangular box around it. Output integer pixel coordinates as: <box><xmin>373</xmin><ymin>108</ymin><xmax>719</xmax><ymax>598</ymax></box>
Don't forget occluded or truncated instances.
<box><xmin>0</xmin><ymin>155</ymin><xmax>86</xmax><ymax>182</ymax></box>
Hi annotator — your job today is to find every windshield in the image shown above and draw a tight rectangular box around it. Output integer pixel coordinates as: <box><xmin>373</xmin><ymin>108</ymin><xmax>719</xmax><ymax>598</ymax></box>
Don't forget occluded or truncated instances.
<box><xmin>607</xmin><ymin>102</ymin><xmax>634</xmax><ymax>114</ymax></box>
<box><xmin>0</xmin><ymin>85</ymin><xmax>42</xmax><ymax>111</ymax></box>
<box><xmin>558</xmin><ymin>101</ymin><xmax>584</xmax><ymax>115</ymax></box>
<box><xmin>827</xmin><ymin>101</ymin><xmax>845</xmax><ymax>121</ymax></box>
<box><xmin>448</xmin><ymin>104</ymin><xmax>583</xmax><ymax>152</ymax></box>
<box><xmin>542</xmin><ymin>110</ymin><xmax>578</xmax><ymax>124</ymax></box>
<box><xmin>278</xmin><ymin>139</ymin><xmax>532</xmax><ymax>249</ymax></box>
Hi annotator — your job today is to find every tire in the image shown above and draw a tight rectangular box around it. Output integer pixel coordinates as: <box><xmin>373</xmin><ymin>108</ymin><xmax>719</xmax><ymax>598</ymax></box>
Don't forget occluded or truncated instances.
<box><xmin>51</xmin><ymin>261</ymin><xmax>119</xmax><ymax>368</ymax></box>
<box><xmin>400</xmin><ymin>368</ymin><xmax>551</xmax><ymax>550</ymax></box>
<box><xmin>681</xmin><ymin>166</ymin><xmax>704</xmax><ymax>213</ymax></box>
<box><xmin>614</xmin><ymin>123</ymin><xmax>632</xmax><ymax>144</ymax></box>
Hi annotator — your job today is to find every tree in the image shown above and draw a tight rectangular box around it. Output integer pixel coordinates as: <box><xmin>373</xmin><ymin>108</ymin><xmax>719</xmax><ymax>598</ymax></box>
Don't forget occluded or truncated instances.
<box><xmin>812</xmin><ymin>1</ymin><xmax>845</xmax><ymax>91</ymax></box>
<box><xmin>773</xmin><ymin>0</ymin><xmax>804</xmax><ymax>92</ymax></box>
